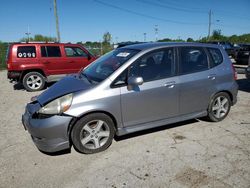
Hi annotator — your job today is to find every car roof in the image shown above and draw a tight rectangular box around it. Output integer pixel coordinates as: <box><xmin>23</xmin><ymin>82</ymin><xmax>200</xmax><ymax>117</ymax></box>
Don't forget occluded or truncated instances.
<box><xmin>120</xmin><ymin>42</ymin><xmax>221</xmax><ymax>51</ymax></box>
<box><xmin>11</xmin><ymin>42</ymin><xmax>80</xmax><ymax>46</ymax></box>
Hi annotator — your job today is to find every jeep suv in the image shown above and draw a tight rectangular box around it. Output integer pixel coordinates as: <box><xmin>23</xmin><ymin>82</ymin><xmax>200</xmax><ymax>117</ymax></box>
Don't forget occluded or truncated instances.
<box><xmin>7</xmin><ymin>42</ymin><xmax>96</xmax><ymax>91</ymax></box>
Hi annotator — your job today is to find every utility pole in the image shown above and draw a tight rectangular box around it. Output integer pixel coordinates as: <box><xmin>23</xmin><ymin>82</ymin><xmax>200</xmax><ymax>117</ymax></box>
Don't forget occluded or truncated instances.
<box><xmin>207</xmin><ymin>9</ymin><xmax>212</xmax><ymax>40</ymax></box>
<box><xmin>25</xmin><ymin>25</ymin><xmax>31</xmax><ymax>42</ymax></box>
<box><xmin>53</xmin><ymin>0</ymin><xmax>61</xmax><ymax>42</ymax></box>
<box><xmin>154</xmin><ymin>25</ymin><xmax>158</xmax><ymax>42</ymax></box>
<box><xmin>143</xmin><ymin>33</ymin><xmax>147</xmax><ymax>42</ymax></box>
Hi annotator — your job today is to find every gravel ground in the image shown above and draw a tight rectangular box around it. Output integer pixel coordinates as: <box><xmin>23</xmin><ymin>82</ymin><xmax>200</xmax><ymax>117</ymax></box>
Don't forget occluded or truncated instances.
<box><xmin>0</xmin><ymin>70</ymin><xmax>249</xmax><ymax>188</ymax></box>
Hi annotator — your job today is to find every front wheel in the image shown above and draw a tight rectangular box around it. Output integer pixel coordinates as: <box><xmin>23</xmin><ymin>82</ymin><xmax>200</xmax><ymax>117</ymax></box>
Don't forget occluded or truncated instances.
<box><xmin>207</xmin><ymin>92</ymin><xmax>231</xmax><ymax>122</ymax></box>
<box><xmin>71</xmin><ymin>113</ymin><xmax>115</xmax><ymax>154</ymax></box>
<box><xmin>22</xmin><ymin>72</ymin><xmax>45</xmax><ymax>91</ymax></box>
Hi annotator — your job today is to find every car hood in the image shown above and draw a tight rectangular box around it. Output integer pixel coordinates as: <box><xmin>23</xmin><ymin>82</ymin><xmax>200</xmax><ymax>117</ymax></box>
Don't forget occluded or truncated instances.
<box><xmin>37</xmin><ymin>75</ymin><xmax>93</xmax><ymax>105</ymax></box>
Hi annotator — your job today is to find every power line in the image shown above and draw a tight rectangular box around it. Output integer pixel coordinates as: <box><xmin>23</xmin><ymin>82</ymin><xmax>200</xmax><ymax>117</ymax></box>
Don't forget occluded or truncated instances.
<box><xmin>94</xmin><ymin>0</ymin><xmax>205</xmax><ymax>25</ymax></box>
<box><xmin>137</xmin><ymin>0</ymin><xmax>205</xmax><ymax>14</ymax></box>
<box><xmin>157</xmin><ymin>0</ymin><xmax>250</xmax><ymax>21</ymax></box>
<box><xmin>214</xmin><ymin>23</ymin><xmax>250</xmax><ymax>30</ymax></box>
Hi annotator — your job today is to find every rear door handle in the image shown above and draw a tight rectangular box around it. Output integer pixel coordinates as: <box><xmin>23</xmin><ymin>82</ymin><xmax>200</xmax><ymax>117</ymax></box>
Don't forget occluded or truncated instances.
<box><xmin>208</xmin><ymin>74</ymin><xmax>216</xmax><ymax>80</ymax></box>
<box><xmin>43</xmin><ymin>61</ymin><xmax>50</xmax><ymax>64</ymax></box>
<box><xmin>164</xmin><ymin>81</ymin><xmax>176</xmax><ymax>88</ymax></box>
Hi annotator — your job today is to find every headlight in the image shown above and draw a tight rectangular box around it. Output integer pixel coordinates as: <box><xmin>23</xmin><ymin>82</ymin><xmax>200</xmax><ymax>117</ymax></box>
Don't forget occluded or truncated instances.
<box><xmin>38</xmin><ymin>93</ymin><xmax>73</xmax><ymax>115</ymax></box>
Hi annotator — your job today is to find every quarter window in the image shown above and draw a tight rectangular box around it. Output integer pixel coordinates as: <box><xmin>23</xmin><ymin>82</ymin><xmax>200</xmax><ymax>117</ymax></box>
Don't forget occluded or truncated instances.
<box><xmin>41</xmin><ymin>46</ymin><xmax>61</xmax><ymax>57</ymax></box>
<box><xmin>17</xmin><ymin>46</ymin><xmax>36</xmax><ymax>58</ymax></box>
<box><xmin>128</xmin><ymin>48</ymin><xmax>175</xmax><ymax>82</ymax></box>
<box><xmin>207</xmin><ymin>48</ymin><xmax>223</xmax><ymax>67</ymax></box>
<box><xmin>64</xmin><ymin>47</ymin><xmax>88</xmax><ymax>57</ymax></box>
<box><xmin>179</xmin><ymin>47</ymin><xmax>208</xmax><ymax>74</ymax></box>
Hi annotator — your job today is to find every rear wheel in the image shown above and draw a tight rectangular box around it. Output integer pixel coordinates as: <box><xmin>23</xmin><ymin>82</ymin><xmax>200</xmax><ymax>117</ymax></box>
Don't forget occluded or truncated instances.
<box><xmin>71</xmin><ymin>113</ymin><xmax>115</xmax><ymax>154</ymax></box>
<box><xmin>207</xmin><ymin>92</ymin><xmax>231</xmax><ymax>122</ymax></box>
<box><xmin>22</xmin><ymin>72</ymin><xmax>45</xmax><ymax>92</ymax></box>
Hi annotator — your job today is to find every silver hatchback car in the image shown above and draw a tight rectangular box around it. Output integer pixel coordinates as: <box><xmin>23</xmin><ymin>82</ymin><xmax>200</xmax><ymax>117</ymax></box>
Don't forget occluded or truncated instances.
<box><xmin>22</xmin><ymin>42</ymin><xmax>238</xmax><ymax>154</ymax></box>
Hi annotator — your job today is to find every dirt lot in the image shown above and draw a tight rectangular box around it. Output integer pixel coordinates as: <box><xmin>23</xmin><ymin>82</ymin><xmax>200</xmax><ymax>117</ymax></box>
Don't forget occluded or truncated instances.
<box><xmin>0</xmin><ymin>70</ymin><xmax>249</xmax><ymax>188</ymax></box>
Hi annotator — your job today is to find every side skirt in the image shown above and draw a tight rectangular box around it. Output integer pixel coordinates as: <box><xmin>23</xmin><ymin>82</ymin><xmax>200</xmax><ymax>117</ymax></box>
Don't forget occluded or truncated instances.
<box><xmin>116</xmin><ymin>111</ymin><xmax>207</xmax><ymax>136</ymax></box>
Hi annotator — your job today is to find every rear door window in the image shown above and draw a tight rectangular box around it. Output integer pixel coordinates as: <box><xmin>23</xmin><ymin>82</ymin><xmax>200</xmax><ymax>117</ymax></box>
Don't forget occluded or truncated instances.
<box><xmin>64</xmin><ymin>47</ymin><xmax>88</xmax><ymax>57</ymax></box>
<box><xmin>179</xmin><ymin>47</ymin><xmax>208</xmax><ymax>74</ymax></box>
<box><xmin>17</xmin><ymin>46</ymin><xmax>36</xmax><ymax>58</ymax></box>
<box><xmin>207</xmin><ymin>48</ymin><xmax>223</xmax><ymax>67</ymax></box>
<box><xmin>41</xmin><ymin>46</ymin><xmax>61</xmax><ymax>57</ymax></box>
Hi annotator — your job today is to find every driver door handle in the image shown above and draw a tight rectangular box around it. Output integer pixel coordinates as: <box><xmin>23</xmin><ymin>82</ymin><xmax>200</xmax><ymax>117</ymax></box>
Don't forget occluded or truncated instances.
<box><xmin>164</xmin><ymin>81</ymin><xmax>176</xmax><ymax>88</ymax></box>
<box><xmin>208</xmin><ymin>74</ymin><xmax>216</xmax><ymax>80</ymax></box>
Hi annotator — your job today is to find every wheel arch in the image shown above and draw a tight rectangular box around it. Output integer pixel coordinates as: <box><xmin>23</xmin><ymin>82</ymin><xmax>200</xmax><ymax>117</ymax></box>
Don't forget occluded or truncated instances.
<box><xmin>211</xmin><ymin>90</ymin><xmax>233</xmax><ymax>105</ymax></box>
<box><xmin>21</xmin><ymin>69</ymin><xmax>46</xmax><ymax>81</ymax></box>
<box><xmin>67</xmin><ymin>110</ymin><xmax>118</xmax><ymax>143</ymax></box>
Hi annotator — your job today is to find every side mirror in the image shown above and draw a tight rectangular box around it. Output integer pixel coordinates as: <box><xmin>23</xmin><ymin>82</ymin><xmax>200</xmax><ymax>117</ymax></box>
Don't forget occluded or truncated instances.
<box><xmin>128</xmin><ymin>76</ymin><xmax>143</xmax><ymax>86</ymax></box>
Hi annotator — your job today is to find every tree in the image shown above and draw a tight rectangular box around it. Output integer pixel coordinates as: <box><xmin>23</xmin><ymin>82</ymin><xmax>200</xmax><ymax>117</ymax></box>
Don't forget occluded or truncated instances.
<box><xmin>20</xmin><ymin>34</ymin><xmax>57</xmax><ymax>42</ymax></box>
<box><xmin>187</xmin><ymin>38</ymin><xmax>194</xmax><ymax>42</ymax></box>
<box><xmin>211</xmin><ymin>29</ymin><xmax>223</xmax><ymax>40</ymax></box>
<box><xmin>102</xmin><ymin>32</ymin><xmax>113</xmax><ymax>54</ymax></box>
<box><xmin>158</xmin><ymin>38</ymin><xmax>172</xmax><ymax>42</ymax></box>
<box><xmin>0</xmin><ymin>41</ymin><xmax>8</xmax><ymax>70</ymax></box>
<box><xmin>103</xmin><ymin>32</ymin><xmax>112</xmax><ymax>44</ymax></box>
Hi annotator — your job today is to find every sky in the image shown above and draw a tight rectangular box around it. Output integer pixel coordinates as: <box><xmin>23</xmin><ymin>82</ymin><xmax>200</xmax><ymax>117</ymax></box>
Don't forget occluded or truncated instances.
<box><xmin>0</xmin><ymin>0</ymin><xmax>249</xmax><ymax>43</ymax></box>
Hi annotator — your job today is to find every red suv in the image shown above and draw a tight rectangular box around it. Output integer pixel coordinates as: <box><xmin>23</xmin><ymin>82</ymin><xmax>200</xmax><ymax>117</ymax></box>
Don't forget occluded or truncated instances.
<box><xmin>7</xmin><ymin>42</ymin><xmax>96</xmax><ymax>91</ymax></box>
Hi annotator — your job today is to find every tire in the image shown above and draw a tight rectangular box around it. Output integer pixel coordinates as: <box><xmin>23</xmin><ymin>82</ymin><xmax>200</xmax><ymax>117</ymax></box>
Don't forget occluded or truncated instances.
<box><xmin>207</xmin><ymin>92</ymin><xmax>231</xmax><ymax>122</ymax></box>
<box><xmin>22</xmin><ymin>72</ymin><xmax>45</xmax><ymax>92</ymax></box>
<box><xmin>71</xmin><ymin>113</ymin><xmax>115</xmax><ymax>154</ymax></box>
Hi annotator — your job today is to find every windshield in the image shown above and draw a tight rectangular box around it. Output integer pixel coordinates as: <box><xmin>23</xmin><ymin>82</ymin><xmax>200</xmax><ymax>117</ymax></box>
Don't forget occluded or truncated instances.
<box><xmin>80</xmin><ymin>48</ymin><xmax>140</xmax><ymax>83</ymax></box>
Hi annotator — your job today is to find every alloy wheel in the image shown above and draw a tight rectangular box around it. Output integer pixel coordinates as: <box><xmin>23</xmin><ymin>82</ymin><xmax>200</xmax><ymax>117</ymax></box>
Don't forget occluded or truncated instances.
<box><xmin>80</xmin><ymin>120</ymin><xmax>110</xmax><ymax>149</ymax></box>
<box><xmin>212</xmin><ymin>96</ymin><xmax>229</xmax><ymax>119</ymax></box>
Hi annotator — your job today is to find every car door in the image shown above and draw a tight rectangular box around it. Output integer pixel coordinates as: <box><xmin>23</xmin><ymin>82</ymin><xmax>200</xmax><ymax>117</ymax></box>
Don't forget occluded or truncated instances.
<box><xmin>119</xmin><ymin>48</ymin><xmax>179</xmax><ymax>127</ymax></box>
<box><xmin>39</xmin><ymin>45</ymin><xmax>66</xmax><ymax>75</ymax></box>
<box><xmin>63</xmin><ymin>46</ymin><xmax>91</xmax><ymax>73</ymax></box>
<box><xmin>178</xmin><ymin>46</ymin><xmax>216</xmax><ymax>115</ymax></box>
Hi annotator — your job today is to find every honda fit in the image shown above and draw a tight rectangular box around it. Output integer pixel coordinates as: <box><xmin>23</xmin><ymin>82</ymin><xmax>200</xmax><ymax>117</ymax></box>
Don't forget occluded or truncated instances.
<box><xmin>22</xmin><ymin>42</ymin><xmax>238</xmax><ymax>154</ymax></box>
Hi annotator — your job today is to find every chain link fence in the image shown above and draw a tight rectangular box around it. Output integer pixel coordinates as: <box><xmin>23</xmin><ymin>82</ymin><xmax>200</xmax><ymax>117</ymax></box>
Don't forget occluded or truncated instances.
<box><xmin>0</xmin><ymin>42</ymin><xmax>8</xmax><ymax>70</ymax></box>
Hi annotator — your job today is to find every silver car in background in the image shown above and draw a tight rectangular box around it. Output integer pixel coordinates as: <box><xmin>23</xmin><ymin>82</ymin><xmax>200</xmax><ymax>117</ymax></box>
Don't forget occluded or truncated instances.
<box><xmin>22</xmin><ymin>42</ymin><xmax>238</xmax><ymax>154</ymax></box>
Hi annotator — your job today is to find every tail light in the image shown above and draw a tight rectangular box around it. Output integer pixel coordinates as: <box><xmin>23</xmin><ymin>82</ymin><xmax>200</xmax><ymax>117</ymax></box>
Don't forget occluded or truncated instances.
<box><xmin>231</xmin><ymin>63</ymin><xmax>237</xmax><ymax>80</ymax></box>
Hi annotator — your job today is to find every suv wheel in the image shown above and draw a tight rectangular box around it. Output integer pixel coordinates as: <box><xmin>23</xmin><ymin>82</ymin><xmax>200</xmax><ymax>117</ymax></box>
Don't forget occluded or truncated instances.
<box><xmin>23</xmin><ymin>72</ymin><xmax>45</xmax><ymax>92</ymax></box>
<box><xmin>207</xmin><ymin>92</ymin><xmax>231</xmax><ymax>122</ymax></box>
<box><xmin>71</xmin><ymin>113</ymin><xmax>115</xmax><ymax>154</ymax></box>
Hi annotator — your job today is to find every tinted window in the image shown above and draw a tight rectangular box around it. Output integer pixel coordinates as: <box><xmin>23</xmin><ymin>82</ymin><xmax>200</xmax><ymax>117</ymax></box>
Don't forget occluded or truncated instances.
<box><xmin>41</xmin><ymin>46</ymin><xmax>61</xmax><ymax>57</ymax></box>
<box><xmin>17</xmin><ymin>46</ymin><xmax>36</xmax><ymax>58</ymax></box>
<box><xmin>179</xmin><ymin>47</ymin><xmax>208</xmax><ymax>74</ymax></box>
<box><xmin>41</xmin><ymin>46</ymin><xmax>47</xmax><ymax>57</ymax></box>
<box><xmin>129</xmin><ymin>48</ymin><xmax>175</xmax><ymax>82</ymax></box>
<box><xmin>65</xmin><ymin>47</ymin><xmax>88</xmax><ymax>57</ymax></box>
<box><xmin>208</xmin><ymin>48</ymin><xmax>223</xmax><ymax>67</ymax></box>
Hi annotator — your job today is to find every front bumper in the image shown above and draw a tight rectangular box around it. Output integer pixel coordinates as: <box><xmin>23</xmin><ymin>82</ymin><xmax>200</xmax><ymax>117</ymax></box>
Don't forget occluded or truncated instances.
<box><xmin>22</xmin><ymin>102</ymin><xmax>73</xmax><ymax>153</ymax></box>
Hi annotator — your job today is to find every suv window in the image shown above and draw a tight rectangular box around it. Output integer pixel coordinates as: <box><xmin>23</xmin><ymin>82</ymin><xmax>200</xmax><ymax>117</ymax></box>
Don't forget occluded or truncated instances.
<box><xmin>41</xmin><ymin>46</ymin><xmax>61</xmax><ymax>57</ymax></box>
<box><xmin>179</xmin><ymin>47</ymin><xmax>208</xmax><ymax>74</ymax></box>
<box><xmin>208</xmin><ymin>48</ymin><xmax>223</xmax><ymax>67</ymax></box>
<box><xmin>128</xmin><ymin>48</ymin><xmax>175</xmax><ymax>82</ymax></box>
<box><xmin>17</xmin><ymin>46</ymin><xmax>36</xmax><ymax>58</ymax></box>
<box><xmin>64</xmin><ymin>47</ymin><xmax>88</xmax><ymax>57</ymax></box>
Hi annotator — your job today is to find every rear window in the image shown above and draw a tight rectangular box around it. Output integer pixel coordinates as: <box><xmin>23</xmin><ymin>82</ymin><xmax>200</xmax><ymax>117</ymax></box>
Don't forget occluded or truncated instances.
<box><xmin>41</xmin><ymin>46</ymin><xmax>61</xmax><ymax>57</ymax></box>
<box><xmin>17</xmin><ymin>46</ymin><xmax>36</xmax><ymax>58</ymax></box>
<box><xmin>207</xmin><ymin>48</ymin><xmax>223</xmax><ymax>67</ymax></box>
